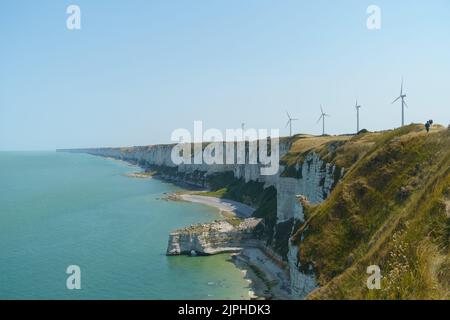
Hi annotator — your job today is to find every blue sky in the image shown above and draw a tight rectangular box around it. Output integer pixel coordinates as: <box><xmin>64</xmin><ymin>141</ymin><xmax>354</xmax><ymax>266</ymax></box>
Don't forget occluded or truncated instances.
<box><xmin>1</xmin><ymin>0</ymin><xmax>449</xmax><ymax>150</ymax></box>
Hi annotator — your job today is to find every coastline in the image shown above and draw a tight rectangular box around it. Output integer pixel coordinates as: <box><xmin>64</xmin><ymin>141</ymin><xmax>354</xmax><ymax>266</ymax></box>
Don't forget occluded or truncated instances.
<box><xmin>174</xmin><ymin>193</ymin><xmax>255</xmax><ymax>219</ymax></box>
<box><xmin>163</xmin><ymin>191</ymin><xmax>292</xmax><ymax>300</ymax></box>
<box><xmin>124</xmin><ymin>171</ymin><xmax>155</xmax><ymax>179</ymax></box>
<box><xmin>232</xmin><ymin>248</ymin><xmax>292</xmax><ymax>300</ymax></box>
<box><xmin>233</xmin><ymin>247</ymin><xmax>292</xmax><ymax>300</ymax></box>
<box><xmin>109</xmin><ymin>158</ymin><xmax>292</xmax><ymax>300</ymax></box>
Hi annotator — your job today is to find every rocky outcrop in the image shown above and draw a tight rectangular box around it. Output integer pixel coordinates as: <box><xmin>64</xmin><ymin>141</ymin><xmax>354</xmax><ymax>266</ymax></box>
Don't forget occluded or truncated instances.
<box><xmin>166</xmin><ymin>218</ymin><xmax>262</xmax><ymax>255</ymax></box>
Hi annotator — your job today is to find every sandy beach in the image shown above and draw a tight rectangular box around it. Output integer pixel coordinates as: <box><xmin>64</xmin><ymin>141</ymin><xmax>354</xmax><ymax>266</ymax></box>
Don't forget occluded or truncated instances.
<box><xmin>178</xmin><ymin>194</ymin><xmax>256</xmax><ymax>218</ymax></box>
<box><xmin>233</xmin><ymin>248</ymin><xmax>292</xmax><ymax>300</ymax></box>
<box><xmin>124</xmin><ymin>172</ymin><xmax>154</xmax><ymax>179</ymax></box>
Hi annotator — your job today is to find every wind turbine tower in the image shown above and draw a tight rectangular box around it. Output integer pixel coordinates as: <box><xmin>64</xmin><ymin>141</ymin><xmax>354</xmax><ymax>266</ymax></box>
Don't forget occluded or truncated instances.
<box><xmin>317</xmin><ymin>105</ymin><xmax>330</xmax><ymax>136</ymax></box>
<box><xmin>392</xmin><ymin>77</ymin><xmax>409</xmax><ymax>126</ymax></box>
<box><xmin>355</xmin><ymin>100</ymin><xmax>362</xmax><ymax>133</ymax></box>
<box><xmin>285</xmin><ymin>111</ymin><xmax>298</xmax><ymax>137</ymax></box>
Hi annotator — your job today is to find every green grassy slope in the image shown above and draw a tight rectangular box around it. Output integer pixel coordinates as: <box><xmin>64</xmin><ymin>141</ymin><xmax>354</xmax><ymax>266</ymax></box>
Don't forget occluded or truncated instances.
<box><xmin>291</xmin><ymin>124</ymin><xmax>450</xmax><ymax>299</ymax></box>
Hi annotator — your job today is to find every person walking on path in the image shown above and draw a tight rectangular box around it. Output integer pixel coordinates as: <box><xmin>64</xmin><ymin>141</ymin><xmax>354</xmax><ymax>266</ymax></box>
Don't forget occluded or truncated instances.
<box><xmin>425</xmin><ymin>119</ymin><xmax>434</xmax><ymax>133</ymax></box>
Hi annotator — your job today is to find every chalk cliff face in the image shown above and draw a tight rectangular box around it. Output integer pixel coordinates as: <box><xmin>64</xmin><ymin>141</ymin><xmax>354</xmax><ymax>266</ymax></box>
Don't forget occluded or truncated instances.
<box><xmin>59</xmin><ymin>140</ymin><xmax>341</xmax><ymax>298</ymax></box>
<box><xmin>64</xmin><ymin>143</ymin><xmax>284</xmax><ymax>188</ymax></box>
<box><xmin>275</xmin><ymin>153</ymin><xmax>342</xmax><ymax>297</ymax></box>
<box><xmin>277</xmin><ymin>152</ymin><xmax>343</xmax><ymax>222</ymax></box>
<box><xmin>68</xmin><ymin>145</ymin><xmax>177</xmax><ymax>167</ymax></box>
<box><xmin>288</xmin><ymin>241</ymin><xmax>316</xmax><ymax>297</ymax></box>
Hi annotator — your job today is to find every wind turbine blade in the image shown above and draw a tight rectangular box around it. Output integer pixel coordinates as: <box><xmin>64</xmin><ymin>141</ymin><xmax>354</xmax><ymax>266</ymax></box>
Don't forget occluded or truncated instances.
<box><xmin>292</xmin><ymin>118</ymin><xmax>299</xmax><ymax>121</ymax></box>
<box><xmin>286</xmin><ymin>111</ymin><xmax>291</xmax><ymax>119</ymax></box>
<box><xmin>317</xmin><ymin>115</ymin><xmax>323</xmax><ymax>123</ymax></box>
<box><xmin>404</xmin><ymin>101</ymin><xmax>409</xmax><ymax>108</ymax></box>
<box><xmin>320</xmin><ymin>105</ymin><xmax>324</xmax><ymax>113</ymax></box>
<box><xmin>400</xmin><ymin>77</ymin><xmax>404</xmax><ymax>96</ymax></box>
<box><xmin>392</xmin><ymin>96</ymin><xmax>401</xmax><ymax>104</ymax></box>
<box><xmin>285</xmin><ymin>120</ymin><xmax>290</xmax><ymax>128</ymax></box>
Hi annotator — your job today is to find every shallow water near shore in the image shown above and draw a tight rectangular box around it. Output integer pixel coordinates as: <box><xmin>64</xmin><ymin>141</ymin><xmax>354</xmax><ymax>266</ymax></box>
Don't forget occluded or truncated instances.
<box><xmin>0</xmin><ymin>151</ymin><xmax>250</xmax><ymax>299</ymax></box>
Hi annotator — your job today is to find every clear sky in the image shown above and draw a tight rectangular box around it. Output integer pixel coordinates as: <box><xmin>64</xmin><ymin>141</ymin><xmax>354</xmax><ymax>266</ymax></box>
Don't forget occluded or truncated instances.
<box><xmin>1</xmin><ymin>0</ymin><xmax>449</xmax><ymax>150</ymax></box>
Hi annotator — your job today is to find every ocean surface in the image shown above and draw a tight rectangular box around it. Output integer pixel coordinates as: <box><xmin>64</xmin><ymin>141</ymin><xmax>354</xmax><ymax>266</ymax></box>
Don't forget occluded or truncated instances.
<box><xmin>0</xmin><ymin>151</ymin><xmax>250</xmax><ymax>299</ymax></box>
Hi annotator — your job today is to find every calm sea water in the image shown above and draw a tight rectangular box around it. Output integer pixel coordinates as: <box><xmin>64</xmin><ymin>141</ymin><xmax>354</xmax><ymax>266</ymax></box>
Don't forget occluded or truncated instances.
<box><xmin>0</xmin><ymin>151</ymin><xmax>250</xmax><ymax>299</ymax></box>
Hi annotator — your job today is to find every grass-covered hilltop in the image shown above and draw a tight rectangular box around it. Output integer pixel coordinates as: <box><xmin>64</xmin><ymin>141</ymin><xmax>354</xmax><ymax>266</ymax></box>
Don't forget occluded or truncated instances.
<box><xmin>61</xmin><ymin>123</ymin><xmax>450</xmax><ymax>299</ymax></box>
<box><xmin>289</xmin><ymin>124</ymin><xmax>450</xmax><ymax>299</ymax></box>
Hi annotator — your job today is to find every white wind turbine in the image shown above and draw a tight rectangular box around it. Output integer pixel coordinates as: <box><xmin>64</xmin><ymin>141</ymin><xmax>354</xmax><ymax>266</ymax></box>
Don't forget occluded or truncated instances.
<box><xmin>392</xmin><ymin>77</ymin><xmax>409</xmax><ymax>126</ymax></box>
<box><xmin>355</xmin><ymin>99</ymin><xmax>362</xmax><ymax>133</ymax></box>
<box><xmin>317</xmin><ymin>105</ymin><xmax>330</xmax><ymax>136</ymax></box>
<box><xmin>285</xmin><ymin>111</ymin><xmax>298</xmax><ymax>137</ymax></box>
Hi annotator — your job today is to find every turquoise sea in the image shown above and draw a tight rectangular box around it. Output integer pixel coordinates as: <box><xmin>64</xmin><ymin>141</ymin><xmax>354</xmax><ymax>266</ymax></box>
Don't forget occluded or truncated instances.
<box><xmin>0</xmin><ymin>151</ymin><xmax>250</xmax><ymax>299</ymax></box>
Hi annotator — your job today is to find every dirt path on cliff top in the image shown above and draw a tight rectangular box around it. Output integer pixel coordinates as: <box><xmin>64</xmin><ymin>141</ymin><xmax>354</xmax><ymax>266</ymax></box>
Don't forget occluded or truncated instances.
<box><xmin>178</xmin><ymin>194</ymin><xmax>255</xmax><ymax>218</ymax></box>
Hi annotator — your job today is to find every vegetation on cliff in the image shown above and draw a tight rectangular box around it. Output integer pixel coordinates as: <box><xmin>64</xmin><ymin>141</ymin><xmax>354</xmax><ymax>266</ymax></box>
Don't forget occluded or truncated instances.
<box><xmin>204</xmin><ymin>172</ymin><xmax>278</xmax><ymax>244</ymax></box>
<box><xmin>280</xmin><ymin>130</ymin><xmax>385</xmax><ymax>179</ymax></box>
<box><xmin>291</xmin><ymin>124</ymin><xmax>450</xmax><ymax>299</ymax></box>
